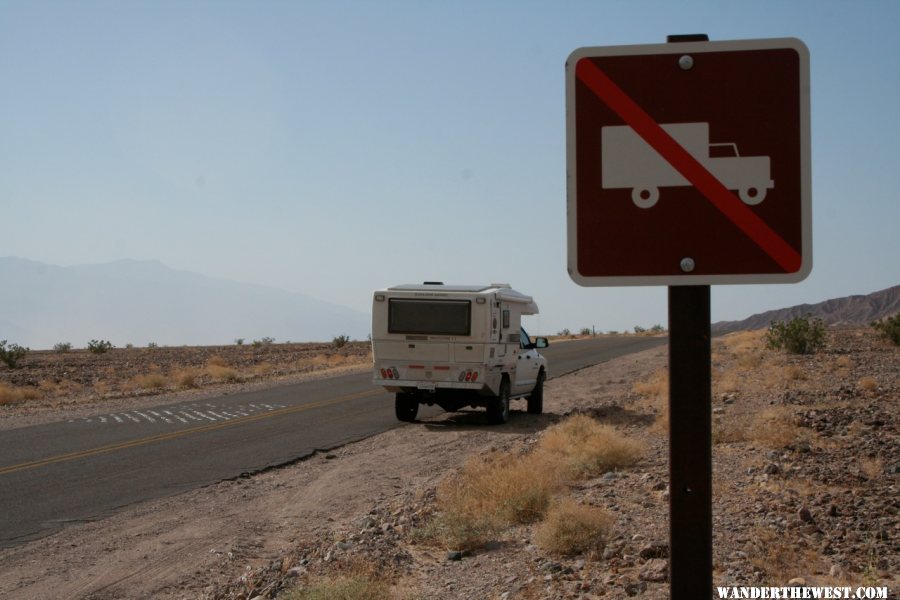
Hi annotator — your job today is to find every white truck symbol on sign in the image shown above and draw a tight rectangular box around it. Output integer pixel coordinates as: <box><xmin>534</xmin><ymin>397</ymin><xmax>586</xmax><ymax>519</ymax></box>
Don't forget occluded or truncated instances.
<box><xmin>601</xmin><ymin>122</ymin><xmax>774</xmax><ymax>208</ymax></box>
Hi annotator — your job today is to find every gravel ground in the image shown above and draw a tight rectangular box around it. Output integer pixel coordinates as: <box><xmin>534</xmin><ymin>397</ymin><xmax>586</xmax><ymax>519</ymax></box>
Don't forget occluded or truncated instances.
<box><xmin>0</xmin><ymin>327</ymin><xmax>896</xmax><ymax>599</ymax></box>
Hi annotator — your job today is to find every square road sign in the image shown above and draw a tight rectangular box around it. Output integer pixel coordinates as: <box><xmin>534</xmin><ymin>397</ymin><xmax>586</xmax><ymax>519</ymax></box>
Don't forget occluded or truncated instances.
<box><xmin>566</xmin><ymin>38</ymin><xmax>811</xmax><ymax>286</ymax></box>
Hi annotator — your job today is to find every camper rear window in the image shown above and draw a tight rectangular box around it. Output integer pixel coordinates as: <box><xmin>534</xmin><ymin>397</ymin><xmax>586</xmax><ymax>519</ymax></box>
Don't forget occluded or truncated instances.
<box><xmin>388</xmin><ymin>299</ymin><xmax>471</xmax><ymax>336</ymax></box>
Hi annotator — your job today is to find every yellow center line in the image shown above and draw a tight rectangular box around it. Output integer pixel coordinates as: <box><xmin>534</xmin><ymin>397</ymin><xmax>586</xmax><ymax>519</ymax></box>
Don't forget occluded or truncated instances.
<box><xmin>0</xmin><ymin>388</ymin><xmax>382</xmax><ymax>477</ymax></box>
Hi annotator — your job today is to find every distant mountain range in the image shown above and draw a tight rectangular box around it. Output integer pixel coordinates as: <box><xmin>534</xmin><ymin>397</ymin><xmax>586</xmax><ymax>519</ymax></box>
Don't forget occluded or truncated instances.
<box><xmin>0</xmin><ymin>257</ymin><xmax>370</xmax><ymax>349</ymax></box>
<box><xmin>712</xmin><ymin>285</ymin><xmax>900</xmax><ymax>334</ymax></box>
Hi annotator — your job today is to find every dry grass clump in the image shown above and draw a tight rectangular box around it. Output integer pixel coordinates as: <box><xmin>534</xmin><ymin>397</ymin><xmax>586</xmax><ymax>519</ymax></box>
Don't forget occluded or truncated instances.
<box><xmin>859</xmin><ymin>456</ymin><xmax>884</xmax><ymax>480</ymax></box>
<box><xmin>206</xmin><ymin>364</ymin><xmax>240</xmax><ymax>382</ymax></box>
<box><xmin>722</xmin><ymin>329</ymin><xmax>767</xmax><ymax>355</ymax></box>
<box><xmin>0</xmin><ymin>383</ymin><xmax>42</xmax><ymax>405</ymax></box>
<box><xmin>713</xmin><ymin>416</ymin><xmax>749</xmax><ymax>444</ymax></box>
<box><xmin>283</xmin><ymin>575</ymin><xmax>390</xmax><ymax>600</ymax></box>
<box><xmin>174</xmin><ymin>368</ymin><xmax>201</xmax><ymax>388</ymax></box>
<box><xmin>207</xmin><ymin>355</ymin><xmax>227</xmax><ymax>367</ymax></box>
<box><xmin>130</xmin><ymin>372</ymin><xmax>167</xmax><ymax>391</ymax></box>
<box><xmin>749</xmin><ymin>407</ymin><xmax>805</xmax><ymax>449</ymax></box>
<box><xmin>0</xmin><ymin>383</ymin><xmax>25</xmax><ymax>405</ymax></box>
<box><xmin>253</xmin><ymin>361</ymin><xmax>275</xmax><ymax>376</ymax></box>
<box><xmin>534</xmin><ymin>498</ymin><xmax>612</xmax><ymax>556</ymax></box>
<box><xmin>419</xmin><ymin>414</ymin><xmax>641</xmax><ymax>552</ymax></box>
<box><xmin>781</xmin><ymin>364</ymin><xmax>806</xmax><ymax>382</ymax></box>
<box><xmin>748</xmin><ymin>526</ymin><xmax>820</xmax><ymax>582</ymax></box>
<box><xmin>632</xmin><ymin>369</ymin><xmax>669</xmax><ymax>433</ymax></box>
<box><xmin>632</xmin><ymin>369</ymin><xmax>667</xmax><ymax>399</ymax></box>
<box><xmin>857</xmin><ymin>377</ymin><xmax>878</xmax><ymax>391</ymax></box>
<box><xmin>537</xmin><ymin>414</ymin><xmax>644</xmax><ymax>479</ymax></box>
<box><xmin>835</xmin><ymin>355</ymin><xmax>853</xmax><ymax>369</ymax></box>
<box><xmin>422</xmin><ymin>451</ymin><xmax>560</xmax><ymax>551</ymax></box>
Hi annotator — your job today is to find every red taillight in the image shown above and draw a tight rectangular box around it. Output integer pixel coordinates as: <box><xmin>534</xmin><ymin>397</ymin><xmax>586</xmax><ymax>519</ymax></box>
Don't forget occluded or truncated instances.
<box><xmin>471</xmin><ymin>372</ymin><xmax>478</xmax><ymax>382</ymax></box>
<box><xmin>380</xmin><ymin>369</ymin><xmax>387</xmax><ymax>379</ymax></box>
<box><xmin>465</xmin><ymin>372</ymin><xmax>472</xmax><ymax>382</ymax></box>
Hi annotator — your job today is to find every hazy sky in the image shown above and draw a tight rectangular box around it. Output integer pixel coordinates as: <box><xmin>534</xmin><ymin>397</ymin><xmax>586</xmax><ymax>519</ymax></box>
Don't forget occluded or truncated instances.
<box><xmin>2</xmin><ymin>0</ymin><xmax>898</xmax><ymax>335</ymax></box>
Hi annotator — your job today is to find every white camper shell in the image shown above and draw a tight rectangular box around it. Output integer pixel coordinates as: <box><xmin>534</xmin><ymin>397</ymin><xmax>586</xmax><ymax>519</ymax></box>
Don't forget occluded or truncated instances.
<box><xmin>372</xmin><ymin>283</ymin><xmax>549</xmax><ymax>424</ymax></box>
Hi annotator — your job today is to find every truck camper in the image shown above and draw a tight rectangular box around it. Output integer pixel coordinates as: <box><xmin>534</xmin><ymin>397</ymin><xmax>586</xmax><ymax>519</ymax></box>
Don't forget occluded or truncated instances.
<box><xmin>371</xmin><ymin>283</ymin><xmax>549</xmax><ymax>424</ymax></box>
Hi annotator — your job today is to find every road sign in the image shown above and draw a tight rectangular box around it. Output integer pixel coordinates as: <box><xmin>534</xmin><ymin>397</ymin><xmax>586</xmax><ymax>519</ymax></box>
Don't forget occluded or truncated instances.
<box><xmin>566</xmin><ymin>38</ymin><xmax>811</xmax><ymax>286</ymax></box>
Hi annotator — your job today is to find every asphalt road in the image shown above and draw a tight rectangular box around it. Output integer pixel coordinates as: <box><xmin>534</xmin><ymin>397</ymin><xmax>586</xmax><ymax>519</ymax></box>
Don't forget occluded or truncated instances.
<box><xmin>0</xmin><ymin>335</ymin><xmax>666</xmax><ymax>547</ymax></box>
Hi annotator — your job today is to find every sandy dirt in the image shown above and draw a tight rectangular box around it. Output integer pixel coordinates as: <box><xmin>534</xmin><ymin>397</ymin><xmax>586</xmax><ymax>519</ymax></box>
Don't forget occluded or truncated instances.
<box><xmin>0</xmin><ymin>328</ymin><xmax>897</xmax><ymax>599</ymax></box>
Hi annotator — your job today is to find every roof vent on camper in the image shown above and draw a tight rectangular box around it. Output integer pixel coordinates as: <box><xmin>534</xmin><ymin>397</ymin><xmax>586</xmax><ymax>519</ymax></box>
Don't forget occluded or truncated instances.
<box><xmin>423</xmin><ymin>281</ymin><xmax>444</xmax><ymax>285</ymax></box>
<box><xmin>490</xmin><ymin>283</ymin><xmax>511</xmax><ymax>288</ymax></box>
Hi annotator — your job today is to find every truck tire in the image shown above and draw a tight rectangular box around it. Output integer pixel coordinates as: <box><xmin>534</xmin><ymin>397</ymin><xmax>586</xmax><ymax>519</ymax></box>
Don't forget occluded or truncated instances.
<box><xmin>739</xmin><ymin>186</ymin><xmax>766</xmax><ymax>205</ymax></box>
<box><xmin>527</xmin><ymin>370</ymin><xmax>545</xmax><ymax>414</ymax></box>
<box><xmin>395</xmin><ymin>392</ymin><xmax>419</xmax><ymax>422</ymax></box>
<box><xmin>487</xmin><ymin>378</ymin><xmax>510</xmax><ymax>425</ymax></box>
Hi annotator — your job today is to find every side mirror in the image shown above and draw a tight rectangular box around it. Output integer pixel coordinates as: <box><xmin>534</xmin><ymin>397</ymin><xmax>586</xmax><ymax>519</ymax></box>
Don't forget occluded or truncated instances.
<box><xmin>534</xmin><ymin>337</ymin><xmax>549</xmax><ymax>349</ymax></box>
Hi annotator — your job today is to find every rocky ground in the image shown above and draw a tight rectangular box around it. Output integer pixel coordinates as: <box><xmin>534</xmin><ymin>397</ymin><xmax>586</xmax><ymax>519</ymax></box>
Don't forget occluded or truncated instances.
<box><xmin>0</xmin><ymin>327</ymin><xmax>896</xmax><ymax>599</ymax></box>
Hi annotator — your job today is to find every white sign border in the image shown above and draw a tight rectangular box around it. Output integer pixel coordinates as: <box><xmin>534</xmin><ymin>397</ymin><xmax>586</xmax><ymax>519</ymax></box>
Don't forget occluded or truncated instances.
<box><xmin>565</xmin><ymin>37</ymin><xmax>811</xmax><ymax>287</ymax></box>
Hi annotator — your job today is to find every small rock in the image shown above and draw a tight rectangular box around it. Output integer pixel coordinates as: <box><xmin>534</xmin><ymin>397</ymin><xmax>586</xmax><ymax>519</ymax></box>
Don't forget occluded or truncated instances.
<box><xmin>638</xmin><ymin>541</ymin><xmax>669</xmax><ymax>559</ymax></box>
<box><xmin>541</xmin><ymin>561</ymin><xmax>563</xmax><ymax>573</ymax></box>
<box><xmin>787</xmin><ymin>577</ymin><xmax>806</xmax><ymax>587</ymax></box>
<box><xmin>446</xmin><ymin>551</ymin><xmax>463</xmax><ymax>561</ymax></box>
<box><xmin>764</xmin><ymin>463</ymin><xmax>781</xmax><ymax>475</ymax></box>
<box><xmin>639</xmin><ymin>558</ymin><xmax>669</xmax><ymax>582</ymax></box>
<box><xmin>797</xmin><ymin>506</ymin><xmax>814</xmax><ymax>523</ymax></box>
<box><xmin>829</xmin><ymin>564</ymin><xmax>845</xmax><ymax>579</ymax></box>
<box><xmin>624</xmin><ymin>580</ymin><xmax>648</xmax><ymax>596</ymax></box>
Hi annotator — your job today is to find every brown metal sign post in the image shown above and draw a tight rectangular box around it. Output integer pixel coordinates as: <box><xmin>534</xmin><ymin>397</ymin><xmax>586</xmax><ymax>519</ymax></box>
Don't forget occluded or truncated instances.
<box><xmin>565</xmin><ymin>34</ymin><xmax>810</xmax><ymax>598</ymax></box>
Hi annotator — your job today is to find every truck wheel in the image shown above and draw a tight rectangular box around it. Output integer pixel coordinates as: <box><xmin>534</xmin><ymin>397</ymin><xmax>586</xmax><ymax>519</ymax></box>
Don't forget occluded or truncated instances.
<box><xmin>632</xmin><ymin>187</ymin><xmax>659</xmax><ymax>209</ymax></box>
<box><xmin>487</xmin><ymin>378</ymin><xmax>510</xmax><ymax>425</ymax></box>
<box><xmin>527</xmin><ymin>370</ymin><xmax>545</xmax><ymax>414</ymax></box>
<box><xmin>395</xmin><ymin>393</ymin><xmax>418</xmax><ymax>422</ymax></box>
<box><xmin>739</xmin><ymin>186</ymin><xmax>766</xmax><ymax>205</ymax></box>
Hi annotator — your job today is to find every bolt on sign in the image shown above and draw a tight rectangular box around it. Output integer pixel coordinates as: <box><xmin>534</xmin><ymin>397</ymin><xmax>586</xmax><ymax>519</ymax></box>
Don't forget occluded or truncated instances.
<box><xmin>566</xmin><ymin>38</ymin><xmax>811</xmax><ymax>286</ymax></box>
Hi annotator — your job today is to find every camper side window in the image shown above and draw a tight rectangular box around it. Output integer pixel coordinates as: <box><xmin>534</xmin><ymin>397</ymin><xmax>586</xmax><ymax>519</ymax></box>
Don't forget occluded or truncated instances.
<box><xmin>502</xmin><ymin>310</ymin><xmax>510</xmax><ymax>329</ymax></box>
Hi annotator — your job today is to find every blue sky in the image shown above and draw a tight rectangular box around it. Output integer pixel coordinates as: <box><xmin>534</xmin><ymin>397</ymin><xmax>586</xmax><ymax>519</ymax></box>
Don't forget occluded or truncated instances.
<box><xmin>2</xmin><ymin>0</ymin><xmax>898</xmax><ymax>336</ymax></box>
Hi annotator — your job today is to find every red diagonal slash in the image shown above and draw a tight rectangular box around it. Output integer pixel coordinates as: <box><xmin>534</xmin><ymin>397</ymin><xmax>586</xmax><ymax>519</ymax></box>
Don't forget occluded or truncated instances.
<box><xmin>576</xmin><ymin>59</ymin><xmax>801</xmax><ymax>273</ymax></box>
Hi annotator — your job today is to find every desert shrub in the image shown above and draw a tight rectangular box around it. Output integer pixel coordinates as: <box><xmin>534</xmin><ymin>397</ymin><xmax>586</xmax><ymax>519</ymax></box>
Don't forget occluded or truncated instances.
<box><xmin>534</xmin><ymin>498</ymin><xmax>612</xmax><ymax>556</ymax></box>
<box><xmin>53</xmin><ymin>342</ymin><xmax>72</xmax><ymax>353</ymax></box>
<box><xmin>332</xmin><ymin>334</ymin><xmax>350</xmax><ymax>348</ymax></box>
<box><xmin>650</xmin><ymin>324</ymin><xmax>665</xmax><ymax>333</ymax></box>
<box><xmin>634</xmin><ymin>325</ymin><xmax>646</xmax><ymax>334</ymax></box>
<box><xmin>284</xmin><ymin>575</ymin><xmax>390</xmax><ymax>600</ymax></box>
<box><xmin>87</xmin><ymin>339</ymin><xmax>114</xmax><ymax>354</ymax></box>
<box><xmin>871</xmin><ymin>314</ymin><xmax>900</xmax><ymax>345</ymax></box>
<box><xmin>252</xmin><ymin>336</ymin><xmax>275</xmax><ymax>347</ymax></box>
<box><xmin>147</xmin><ymin>342</ymin><xmax>158</xmax><ymax>349</ymax></box>
<box><xmin>557</xmin><ymin>328</ymin><xmax>571</xmax><ymax>337</ymax></box>
<box><xmin>0</xmin><ymin>340</ymin><xmax>29</xmax><ymax>368</ymax></box>
<box><xmin>580</xmin><ymin>327</ymin><xmax>592</xmax><ymax>336</ymax></box>
<box><xmin>234</xmin><ymin>338</ymin><xmax>245</xmax><ymax>346</ymax></box>
<box><xmin>765</xmin><ymin>316</ymin><xmax>825</xmax><ymax>355</ymax></box>
<box><xmin>536</xmin><ymin>415</ymin><xmax>643</xmax><ymax>479</ymax></box>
